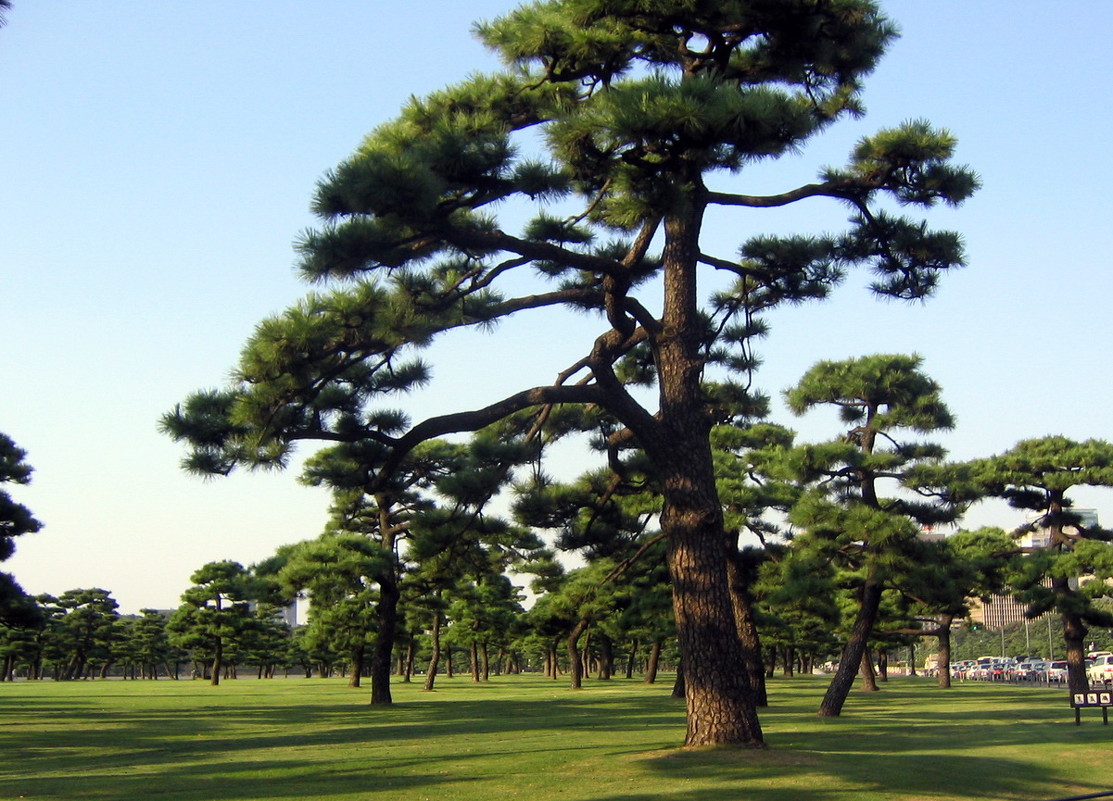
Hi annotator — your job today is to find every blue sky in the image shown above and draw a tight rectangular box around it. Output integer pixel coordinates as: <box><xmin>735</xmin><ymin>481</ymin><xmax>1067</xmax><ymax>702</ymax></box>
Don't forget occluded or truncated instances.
<box><xmin>3</xmin><ymin>2</ymin><xmax>1112</xmax><ymax>613</ymax></box>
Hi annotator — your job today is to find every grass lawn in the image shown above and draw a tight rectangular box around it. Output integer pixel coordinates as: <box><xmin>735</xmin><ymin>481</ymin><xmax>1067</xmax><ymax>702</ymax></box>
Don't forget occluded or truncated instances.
<box><xmin>1</xmin><ymin>673</ymin><xmax>1109</xmax><ymax>801</ymax></box>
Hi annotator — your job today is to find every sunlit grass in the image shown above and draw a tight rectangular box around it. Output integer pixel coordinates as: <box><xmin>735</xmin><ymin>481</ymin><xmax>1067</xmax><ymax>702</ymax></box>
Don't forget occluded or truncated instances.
<box><xmin>1</xmin><ymin>673</ymin><xmax>1108</xmax><ymax>801</ymax></box>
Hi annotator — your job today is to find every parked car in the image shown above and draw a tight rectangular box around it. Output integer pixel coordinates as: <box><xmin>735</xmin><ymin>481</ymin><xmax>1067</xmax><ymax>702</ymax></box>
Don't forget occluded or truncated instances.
<box><xmin>1016</xmin><ymin>659</ymin><xmax>1049</xmax><ymax>681</ymax></box>
<box><xmin>1046</xmin><ymin>661</ymin><xmax>1069</xmax><ymax>683</ymax></box>
<box><xmin>950</xmin><ymin>660</ymin><xmax>973</xmax><ymax>679</ymax></box>
<box><xmin>1087</xmin><ymin>654</ymin><xmax>1113</xmax><ymax>684</ymax></box>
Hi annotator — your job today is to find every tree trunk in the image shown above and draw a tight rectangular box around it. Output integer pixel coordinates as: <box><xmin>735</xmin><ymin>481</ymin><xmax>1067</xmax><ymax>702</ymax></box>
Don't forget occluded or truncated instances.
<box><xmin>469</xmin><ymin>642</ymin><xmax>480</xmax><ymax>683</ymax></box>
<box><xmin>424</xmin><ymin>611</ymin><xmax>441</xmax><ymax>692</ymax></box>
<box><xmin>597</xmin><ymin>633</ymin><xmax>613</xmax><ymax>680</ymax></box>
<box><xmin>1060</xmin><ymin>597</ymin><xmax>1090</xmax><ymax>696</ymax></box>
<box><xmin>403</xmin><ymin>639</ymin><xmax>415</xmax><ymax>683</ymax></box>
<box><xmin>876</xmin><ymin>649</ymin><xmax>888</xmax><ymax>683</ymax></box>
<box><xmin>859</xmin><ymin>649</ymin><xmax>879</xmax><ymax>692</ymax></box>
<box><xmin>819</xmin><ymin>581</ymin><xmax>883</xmax><ymax>716</ymax></box>
<box><xmin>481</xmin><ymin>643</ymin><xmax>490</xmax><ymax>682</ymax></box>
<box><xmin>210</xmin><ymin>637</ymin><xmax>222</xmax><ymax>687</ymax></box>
<box><xmin>671</xmin><ymin>662</ymin><xmax>685</xmax><ymax>698</ymax></box>
<box><xmin>644</xmin><ymin>640</ymin><xmax>661</xmax><ymax>684</ymax></box>
<box><xmin>937</xmin><ymin>614</ymin><xmax>953</xmax><ymax>689</ymax></box>
<box><xmin>349</xmin><ymin>647</ymin><xmax>364</xmax><ymax>689</ymax></box>
<box><xmin>370</xmin><ymin>498</ymin><xmax>401</xmax><ymax>705</ymax></box>
<box><xmin>567</xmin><ymin>618</ymin><xmax>589</xmax><ymax>690</ymax></box>
<box><xmin>625</xmin><ymin>640</ymin><xmax>638</xmax><ymax>679</ymax></box>
<box><xmin>726</xmin><ymin>549</ymin><xmax>768</xmax><ymax>706</ymax></box>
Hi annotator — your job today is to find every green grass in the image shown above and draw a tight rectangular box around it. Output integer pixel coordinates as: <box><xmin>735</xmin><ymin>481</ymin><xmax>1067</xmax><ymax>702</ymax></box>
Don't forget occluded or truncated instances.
<box><xmin>1</xmin><ymin>674</ymin><xmax>1109</xmax><ymax>801</ymax></box>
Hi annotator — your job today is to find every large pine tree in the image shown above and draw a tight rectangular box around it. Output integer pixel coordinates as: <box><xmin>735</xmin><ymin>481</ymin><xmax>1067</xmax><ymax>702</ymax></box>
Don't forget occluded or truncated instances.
<box><xmin>163</xmin><ymin>1</ymin><xmax>976</xmax><ymax>746</ymax></box>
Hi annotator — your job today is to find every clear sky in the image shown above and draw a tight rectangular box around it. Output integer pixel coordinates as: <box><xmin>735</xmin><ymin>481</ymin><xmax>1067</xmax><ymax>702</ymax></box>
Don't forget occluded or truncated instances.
<box><xmin>3</xmin><ymin>2</ymin><xmax>1111</xmax><ymax>614</ymax></box>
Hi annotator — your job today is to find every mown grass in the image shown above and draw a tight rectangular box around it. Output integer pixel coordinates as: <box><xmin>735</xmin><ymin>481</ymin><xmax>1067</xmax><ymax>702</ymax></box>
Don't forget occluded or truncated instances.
<box><xmin>1</xmin><ymin>673</ymin><xmax>1109</xmax><ymax>801</ymax></box>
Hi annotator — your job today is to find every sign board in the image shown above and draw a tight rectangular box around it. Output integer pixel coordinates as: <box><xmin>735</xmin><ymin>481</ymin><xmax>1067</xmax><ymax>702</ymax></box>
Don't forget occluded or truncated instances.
<box><xmin>1070</xmin><ymin>691</ymin><xmax>1112</xmax><ymax>725</ymax></box>
<box><xmin>1072</xmin><ymin>691</ymin><xmax>1113</xmax><ymax>707</ymax></box>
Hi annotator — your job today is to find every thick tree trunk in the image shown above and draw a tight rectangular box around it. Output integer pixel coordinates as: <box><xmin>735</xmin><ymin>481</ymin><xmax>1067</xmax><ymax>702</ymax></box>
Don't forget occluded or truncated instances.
<box><xmin>876</xmin><ymin>649</ymin><xmax>888</xmax><ymax>683</ymax></box>
<box><xmin>819</xmin><ymin>581</ymin><xmax>883</xmax><ymax>716</ymax></box>
<box><xmin>650</xmin><ymin>205</ymin><xmax>764</xmax><ymax>747</ymax></box>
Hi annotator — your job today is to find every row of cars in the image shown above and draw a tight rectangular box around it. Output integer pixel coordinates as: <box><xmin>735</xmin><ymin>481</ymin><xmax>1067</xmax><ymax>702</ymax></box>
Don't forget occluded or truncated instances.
<box><xmin>948</xmin><ymin>652</ymin><xmax>1113</xmax><ymax>684</ymax></box>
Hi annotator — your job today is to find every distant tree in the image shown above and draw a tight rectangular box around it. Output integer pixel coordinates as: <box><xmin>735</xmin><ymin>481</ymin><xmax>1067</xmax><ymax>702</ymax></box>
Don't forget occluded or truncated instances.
<box><xmin>52</xmin><ymin>588</ymin><xmax>120</xmax><ymax>680</ymax></box>
<box><xmin>162</xmin><ymin>1</ymin><xmax>977</xmax><ymax>746</ymax></box>
<box><xmin>169</xmin><ymin>561</ymin><xmax>266</xmax><ymax>685</ymax></box>
<box><xmin>891</xmin><ymin>527</ymin><xmax>1013</xmax><ymax>688</ymax></box>
<box><xmin>123</xmin><ymin>609</ymin><xmax>180</xmax><ymax>680</ymax></box>
<box><xmin>276</xmin><ymin>531</ymin><xmax>385</xmax><ymax>689</ymax></box>
<box><xmin>963</xmin><ymin>437</ymin><xmax>1113</xmax><ymax>695</ymax></box>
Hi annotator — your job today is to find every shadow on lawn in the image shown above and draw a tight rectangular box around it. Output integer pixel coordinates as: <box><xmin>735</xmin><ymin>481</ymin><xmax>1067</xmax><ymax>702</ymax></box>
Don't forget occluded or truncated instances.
<box><xmin>2</xmin><ymin>678</ymin><xmax>1106</xmax><ymax>801</ymax></box>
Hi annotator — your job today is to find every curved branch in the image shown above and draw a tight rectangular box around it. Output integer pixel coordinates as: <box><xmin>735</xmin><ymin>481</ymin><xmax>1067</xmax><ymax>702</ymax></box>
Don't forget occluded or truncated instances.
<box><xmin>372</xmin><ymin>383</ymin><xmax>607</xmax><ymax>491</ymax></box>
<box><xmin>705</xmin><ymin>180</ymin><xmax>854</xmax><ymax>208</ymax></box>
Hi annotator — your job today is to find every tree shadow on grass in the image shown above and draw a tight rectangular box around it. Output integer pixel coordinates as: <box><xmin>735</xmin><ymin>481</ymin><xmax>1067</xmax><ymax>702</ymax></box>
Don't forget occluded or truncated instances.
<box><xmin>3</xmin><ymin>678</ymin><xmax>1107</xmax><ymax>801</ymax></box>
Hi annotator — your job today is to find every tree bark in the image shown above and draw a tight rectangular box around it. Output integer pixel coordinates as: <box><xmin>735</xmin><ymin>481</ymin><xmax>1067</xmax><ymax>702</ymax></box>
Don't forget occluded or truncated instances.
<box><xmin>369</xmin><ymin>501</ymin><xmax>401</xmax><ymax>705</ymax></box>
<box><xmin>1059</xmin><ymin>582</ymin><xmax>1090</xmax><ymax>696</ymax></box>
<box><xmin>349</xmin><ymin>647</ymin><xmax>364</xmax><ymax>689</ymax></box>
<box><xmin>423</xmin><ymin>611</ymin><xmax>441</xmax><ymax>692</ymax></box>
<box><xmin>726</xmin><ymin>550</ymin><xmax>768</xmax><ymax>706</ymax></box>
<box><xmin>644</xmin><ymin>640</ymin><xmax>661</xmax><ymax>684</ymax></box>
<box><xmin>649</xmin><ymin>203</ymin><xmax>764</xmax><ymax>747</ymax></box>
<box><xmin>819</xmin><ymin>581</ymin><xmax>883</xmax><ymax>716</ymax></box>
<box><xmin>567</xmin><ymin>618</ymin><xmax>589</xmax><ymax>690</ymax></box>
<box><xmin>936</xmin><ymin>614</ymin><xmax>953</xmax><ymax>689</ymax></box>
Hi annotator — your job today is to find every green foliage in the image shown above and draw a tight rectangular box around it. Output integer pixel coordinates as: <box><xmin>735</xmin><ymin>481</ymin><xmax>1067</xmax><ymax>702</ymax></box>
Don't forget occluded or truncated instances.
<box><xmin>0</xmin><ymin>432</ymin><xmax>42</xmax><ymax>563</ymax></box>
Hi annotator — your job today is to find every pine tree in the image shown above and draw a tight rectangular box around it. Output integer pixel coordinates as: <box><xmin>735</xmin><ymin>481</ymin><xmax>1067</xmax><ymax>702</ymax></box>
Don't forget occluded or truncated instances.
<box><xmin>964</xmin><ymin>436</ymin><xmax>1113</xmax><ymax>695</ymax></box>
<box><xmin>777</xmin><ymin>354</ymin><xmax>960</xmax><ymax>715</ymax></box>
<box><xmin>163</xmin><ymin>2</ymin><xmax>976</xmax><ymax>746</ymax></box>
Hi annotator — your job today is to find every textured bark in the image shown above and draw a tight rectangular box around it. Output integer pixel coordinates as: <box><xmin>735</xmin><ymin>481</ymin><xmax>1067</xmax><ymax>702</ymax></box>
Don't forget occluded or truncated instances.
<box><xmin>650</xmin><ymin>205</ymin><xmax>764</xmax><ymax>748</ymax></box>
